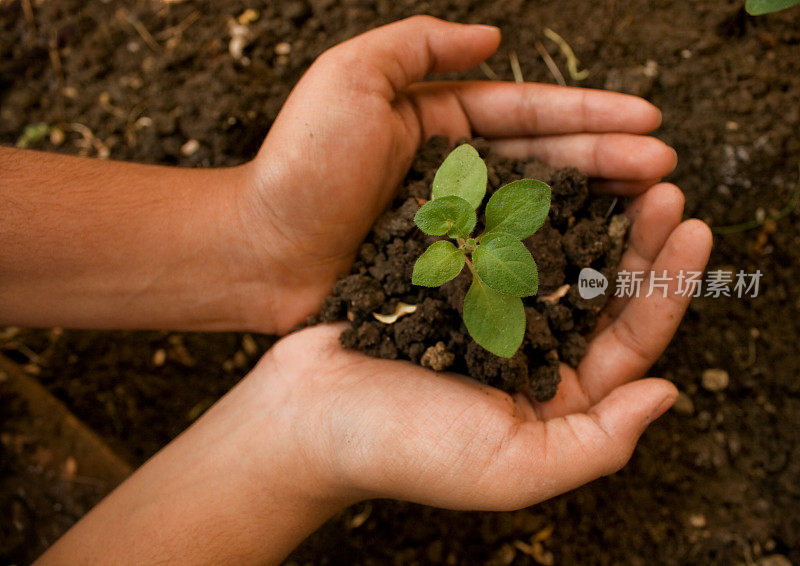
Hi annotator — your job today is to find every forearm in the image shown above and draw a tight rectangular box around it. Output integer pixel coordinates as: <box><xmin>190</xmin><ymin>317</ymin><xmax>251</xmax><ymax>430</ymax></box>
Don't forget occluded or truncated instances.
<box><xmin>35</xmin><ymin>366</ymin><xmax>350</xmax><ymax>565</ymax></box>
<box><xmin>0</xmin><ymin>147</ymin><xmax>278</xmax><ymax>331</ymax></box>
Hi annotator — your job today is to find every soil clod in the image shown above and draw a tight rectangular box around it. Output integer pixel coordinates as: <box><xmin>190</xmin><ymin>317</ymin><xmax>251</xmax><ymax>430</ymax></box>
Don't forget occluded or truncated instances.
<box><xmin>318</xmin><ymin>139</ymin><xmax>627</xmax><ymax>400</ymax></box>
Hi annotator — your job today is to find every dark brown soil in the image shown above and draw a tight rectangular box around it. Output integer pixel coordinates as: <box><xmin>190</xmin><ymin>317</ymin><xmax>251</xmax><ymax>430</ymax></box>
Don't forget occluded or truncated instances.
<box><xmin>2</xmin><ymin>0</ymin><xmax>800</xmax><ymax>564</ymax></box>
<box><xmin>315</xmin><ymin>137</ymin><xmax>625</xmax><ymax>401</ymax></box>
<box><xmin>0</xmin><ymin>357</ymin><xmax>131</xmax><ymax>562</ymax></box>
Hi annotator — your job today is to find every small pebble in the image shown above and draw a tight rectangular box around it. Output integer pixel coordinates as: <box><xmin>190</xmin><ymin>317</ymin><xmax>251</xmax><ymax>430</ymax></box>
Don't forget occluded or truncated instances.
<box><xmin>241</xmin><ymin>334</ymin><xmax>258</xmax><ymax>356</ymax></box>
<box><xmin>49</xmin><ymin>127</ymin><xmax>65</xmax><ymax>146</ymax></box>
<box><xmin>233</xmin><ymin>350</ymin><xmax>247</xmax><ymax>369</ymax></box>
<box><xmin>237</xmin><ymin>8</ymin><xmax>259</xmax><ymax>25</ymax></box>
<box><xmin>493</xmin><ymin>544</ymin><xmax>516</xmax><ymax>565</ymax></box>
<box><xmin>180</xmin><ymin>139</ymin><xmax>200</xmax><ymax>156</ymax></box>
<box><xmin>348</xmin><ymin>502</ymin><xmax>372</xmax><ymax>529</ymax></box>
<box><xmin>152</xmin><ymin>349</ymin><xmax>166</xmax><ymax>367</ymax></box>
<box><xmin>420</xmin><ymin>342</ymin><xmax>455</xmax><ymax>372</ymax></box>
<box><xmin>275</xmin><ymin>42</ymin><xmax>291</xmax><ymax>55</ymax></box>
<box><xmin>688</xmin><ymin>513</ymin><xmax>706</xmax><ymax>528</ymax></box>
<box><xmin>62</xmin><ymin>457</ymin><xmax>78</xmax><ymax>479</ymax></box>
<box><xmin>672</xmin><ymin>391</ymin><xmax>695</xmax><ymax>415</ymax></box>
<box><xmin>702</xmin><ymin>368</ymin><xmax>729</xmax><ymax>392</ymax></box>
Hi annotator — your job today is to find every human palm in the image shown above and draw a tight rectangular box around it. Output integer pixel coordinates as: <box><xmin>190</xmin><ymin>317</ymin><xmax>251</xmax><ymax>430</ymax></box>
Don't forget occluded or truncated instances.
<box><xmin>242</xmin><ymin>16</ymin><xmax>680</xmax><ymax>333</ymax></box>
<box><xmin>267</xmin><ymin>181</ymin><xmax>711</xmax><ymax>509</ymax></box>
<box><xmin>239</xmin><ymin>17</ymin><xmax>711</xmax><ymax>505</ymax></box>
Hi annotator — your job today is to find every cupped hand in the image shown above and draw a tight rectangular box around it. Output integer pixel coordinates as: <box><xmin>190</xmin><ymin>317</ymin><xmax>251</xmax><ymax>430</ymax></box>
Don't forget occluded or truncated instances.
<box><xmin>40</xmin><ymin>185</ymin><xmax>710</xmax><ymax>566</ymax></box>
<box><xmin>239</xmin><ymin>16</ymin><xmax>678</xmax><ymax>333</ymax></box>
<box><xmin>253</xmin><ymin>187</ymin><xmax>712</xmax><ymax>509</ymax></box>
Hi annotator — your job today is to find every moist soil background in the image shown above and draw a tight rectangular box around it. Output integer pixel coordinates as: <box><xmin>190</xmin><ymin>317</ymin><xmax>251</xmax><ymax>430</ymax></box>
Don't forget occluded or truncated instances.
<box><xmin>315</xmin><ymin>137</ymin><xmax>627</xmax><ymax>401</ymax></box>
<box><xmin>1</xmin><ymin>0</ymin><xmax>799</xmax><ymax>564</ymax></box>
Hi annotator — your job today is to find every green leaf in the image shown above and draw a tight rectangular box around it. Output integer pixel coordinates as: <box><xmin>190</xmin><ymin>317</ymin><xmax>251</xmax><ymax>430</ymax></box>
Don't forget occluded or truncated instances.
<box><xmin>484</xmin><ymin>179</ymin><xmax>551</xmax><ymax>240</ymax></box>
<box><xmin>472</xmin><ymin>233</ymin><xmax>539</xmax><ymax>297</ymax></box>
<box><xmin>462</xmin><ymin>275</ymin><xmax>525</xmax><ymax>358</ymax></box>
<box><xmin>412</xmin><ymin>240</ymin><xmax>466</xmax><ymax>287</ymax></box>
<box><xmin>745</xmin><ymin>0</ymin><xmax>800</xmax><ymax>14</ymax></box>
<box><xmin>414</xmin><ymin>196</ymin><xmax>477</xmax><ymax>238</ymax></box>
<box><xmin>432</xmin><ymin>144</ymin><xmax>487</xmax><ymax>210</ymax></box>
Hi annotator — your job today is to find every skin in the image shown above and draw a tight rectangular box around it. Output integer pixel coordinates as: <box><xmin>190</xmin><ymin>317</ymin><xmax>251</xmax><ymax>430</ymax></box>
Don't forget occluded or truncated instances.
<box><xmin>0</xmin><ymin>16</ymin><xmax>713</xmax><ymax>566</ymax></box>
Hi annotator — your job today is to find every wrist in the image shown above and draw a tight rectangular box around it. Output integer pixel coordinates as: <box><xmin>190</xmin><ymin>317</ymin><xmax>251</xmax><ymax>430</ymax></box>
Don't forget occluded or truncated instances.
<box><xmin>187</xmin><ymin>162</ymin><xmax>284</xmax><ymax>334</ymax></box>
<box><xmin>237</xmin><ymin>350</ymin><xmax>364</xmax><ymax>506</ymax></box>
<box><xmin>231</xmin><ymin>159</ymin><xmax>343</xmax><ymax>334</ymax></box>
<box><xmin>119</xmin><ymin>162</ymin><xmax>285</xmax><ymax>334</ymax></box>
<box><xmin>249</xmin><ymin>330</ymin><xmax>386</xmax><ymax>506</ymax></box>
<box><xmin>39</xmin><ymin>358</ymin><xmax>353</xmax><ymax>566</ymax></box>
<box><xmin>179</xmin><ymin>161</ymin><xmax>307</xmax><ymax>335</ymax></box>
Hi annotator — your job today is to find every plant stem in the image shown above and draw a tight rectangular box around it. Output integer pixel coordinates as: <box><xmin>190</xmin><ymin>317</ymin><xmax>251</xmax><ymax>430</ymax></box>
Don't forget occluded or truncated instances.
<box><xmin>464</xmin><ymin>255</ymin><xmax>477</xmax><ymax>277</ymax></box>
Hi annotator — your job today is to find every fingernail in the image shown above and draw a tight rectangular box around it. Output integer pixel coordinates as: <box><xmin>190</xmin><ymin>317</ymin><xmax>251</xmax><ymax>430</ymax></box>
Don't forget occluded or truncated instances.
<box><xmin>471</xmin><ymin>24</ymin><xmax>501</xmax><ymax>34</ymax></box>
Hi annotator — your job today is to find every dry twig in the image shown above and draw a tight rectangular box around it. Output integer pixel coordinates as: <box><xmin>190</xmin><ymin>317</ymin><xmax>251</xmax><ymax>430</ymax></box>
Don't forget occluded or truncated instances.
<box><xmin>68</xmin><ymin>123</ymin><xmax>110</xmax><ymax>159</ymax></box>
<box><xmin>509</xmin><ymin>49</ymin><xmax>524</xmax><ymax>83</ymax></box>
<box><xmin>21</xmin><ymin>0</ymin><xmax>36</xmax><ymax>44</ymax></box>
<box><xmin>155</xmin><ymin>10</ymin><xmax>199</xmax><ymax>41</ymax></box>
<box><xmin>120</xmin><ymin>9</ymin><xmax>161</xmax><ymax>52</ymax></box>
<box><xmin>534</xmin><ymin>40</ymin><xmax>566</xmax><ymax>86</ymax></box>
<box><xmin>479</xmin><ymin>61</ymin><xmax>499</xmax><ymax>80</ymax></box>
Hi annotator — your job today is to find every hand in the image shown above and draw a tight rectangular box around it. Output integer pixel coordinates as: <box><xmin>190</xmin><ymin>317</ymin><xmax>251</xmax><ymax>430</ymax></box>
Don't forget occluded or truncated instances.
<box><xmin>238</xmin><ymin>16</ymin><xmax>679</xmax><ymax>333</ymax></box>
<box><xmin>258</xmin><ymin>185</ymin><xmax>711</xmax><ymax>510</ymax></box>
<box><xmin>42</xmin><ymin>190</ymin><xmax>710</xmax><ymax>565</ymax></box>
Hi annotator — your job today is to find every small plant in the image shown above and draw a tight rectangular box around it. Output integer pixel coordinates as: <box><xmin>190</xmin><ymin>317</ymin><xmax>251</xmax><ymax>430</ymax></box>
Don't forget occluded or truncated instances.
<box><xmin>745</xmin><ymin>0</ymin><xmax>800</xmax><ymax>14</ymax></box>
<box><xmin>411</xmin><ymin>144</ymin><xmax>551</xmax><ymax>358</ymax></box>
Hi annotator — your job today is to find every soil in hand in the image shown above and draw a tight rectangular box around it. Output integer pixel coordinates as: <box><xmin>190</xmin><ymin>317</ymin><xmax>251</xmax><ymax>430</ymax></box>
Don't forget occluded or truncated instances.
<box><xmin>315</xmin><ymin>137</ymin><xmax>627</xmax><ymax>401</ymax></box>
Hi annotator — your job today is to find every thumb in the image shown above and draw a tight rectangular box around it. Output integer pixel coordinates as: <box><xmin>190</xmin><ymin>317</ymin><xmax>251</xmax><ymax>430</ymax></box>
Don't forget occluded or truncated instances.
<box><xmin>318</xmin><ymin>16</ymin><xmax>501</xmax><ymax>92</ymax></box>
<box><xmin>516</xmin><ymin>378</ymin><xmax>678</xmax><ymax>504</ymax></box>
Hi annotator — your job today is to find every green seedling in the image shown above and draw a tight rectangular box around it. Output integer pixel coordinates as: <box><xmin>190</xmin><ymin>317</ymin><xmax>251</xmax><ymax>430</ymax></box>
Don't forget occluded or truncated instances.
<box><xmin>15</xmin><ymin>123</ymin><xmax>51</xmax><ymax>148</ymax></box>
<box><xmin>745</xmin><ymin>0</ymin><xmax>800</xmax><ymax>14</ymax></box>
<box><xmin>411</xmin><ymin>144</ymin><xmax>551</xmax><ymax>358</ymax></box>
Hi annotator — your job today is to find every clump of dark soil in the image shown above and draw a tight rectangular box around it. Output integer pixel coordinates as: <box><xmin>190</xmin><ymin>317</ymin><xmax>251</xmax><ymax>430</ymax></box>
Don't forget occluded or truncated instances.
<box><xmin>314</xmin><ymin>137</ymin><xmax>627</xmax><ymax>401</ymax></box>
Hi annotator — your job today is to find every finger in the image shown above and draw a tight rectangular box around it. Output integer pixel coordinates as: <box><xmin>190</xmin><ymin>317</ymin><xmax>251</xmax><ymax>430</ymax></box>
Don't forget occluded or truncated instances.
<box><xmin>530</xmin><ymin>365</ymin><xmax>592</xmax><ymax>419</ymax></box>
<box><xmin>595</xmin><ymin>183</ymin><xmax>685</xmax><ymax>330</ymax></box>
<box><xmin>321</xmin><ymin>16</ymin><xmax>501</xmax><ymax>95</ymax></box>
<box><xmin>589</xmin><ymin>178</ymin><xmax>662</xmax><ymax>196</ymax></box>
<box><xmin>517</xmin><ymin>378</ymin><xmax>677</xmax><ymax>502</ymax></box>
<box><xmin>577</xmin><ymin>219</ymin><xmax>713</xmax><ymax>402</ymax></box>
<box><xmin>489</xmin><ymin>133</ymin><xmax>678</xmax><ymax>181</ymax></box>
<box><xmin>409</xmin><ymin>81</ymin><xmax>663</xmax><ymax>137</ymax></box>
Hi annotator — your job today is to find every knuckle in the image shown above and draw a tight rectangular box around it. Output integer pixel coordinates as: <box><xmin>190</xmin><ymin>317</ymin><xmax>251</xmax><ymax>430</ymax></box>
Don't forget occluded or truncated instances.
<box><xmin>611</xmin><ymin>316</ymin><xmax>652</xmax><ymax>363</ymax></box>
<box><xmin>583</xmin><ymin>412</ymin><xmax>633</xmax><ymax>476</ymax></box>
<box><xmin>311</xmin><ymin>44</ymin><xmax>377</xmax><ymax>92</ymax></box>
<box><xmin>519</xmin><ymin>90</ymin><xmax>539</xmax><ymax>133</ymax></box>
